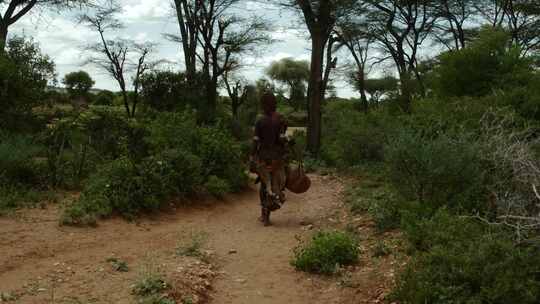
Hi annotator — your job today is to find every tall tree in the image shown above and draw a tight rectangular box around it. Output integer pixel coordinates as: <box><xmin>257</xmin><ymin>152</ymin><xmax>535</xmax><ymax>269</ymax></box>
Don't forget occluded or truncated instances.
<box><xmin>504</xmin><ymin>0</ymin><xmax>540</xmax><ymax>56</ymax></box>
<box><xmin>80</xmin><ymin>6</ymin><xmax>157</xmax><ymax>117</ymax></box>
<box><xmin>334</xmin><ymin>19</ymin><xmax>372</xmax><ymax>112</ymax></box>
<box><xmin>171</xmin><ymin>0</ymin><xmax>200</xmax><ymax>80</ymax></box>
<box><xmin>283</xmin><ymin>0</ymin><xmax>355</xmax><ymax>154</ymax></box>
<box><xmin>362</xmin><ymin>0</ymin><xmax>438</xmax><ymax>112</ymax></box>
<box><xmin>171</xmin><ymin>0</ymin><xmax>271</xmax><ymax>123</ymax></box>
<box><xmin>266</xmin><ymin>57</ymin><xmax>310</xmax><ymax>111</ymax></box>
<box><xmin>0</xmin><ymin>0</ymin><xmax>90</xmax><ymax>51</ymax></box>
<box><xmin>433</xmin><ymin>0</ymin><xmax>476</xmax><ymax>50</ymax></box>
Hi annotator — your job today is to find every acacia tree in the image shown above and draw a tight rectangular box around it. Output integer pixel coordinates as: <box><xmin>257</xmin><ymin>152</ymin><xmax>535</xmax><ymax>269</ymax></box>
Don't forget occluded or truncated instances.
<box><xmin>0</xmin><ymin>0</ymin><xmax>91</xmax><ymax>51</ymax></box>
<box><xmin>266</xmin><ymin>57</ymin><xmax>310</xmax><ymax>111</ymax></box>
<box><xmin>503</xmin><ymin>0</ymin><xmax>540</xmax><ymax>56</ymax></box>
<box><xmin>223</xmin><ymin>70</ymin><xmax>249</xmax><ymax>121</ymax></box>
<box><xmin>361</xmin><ymin>0</ymin><xmax>438</xmax><ymax>113</ymax></box>
<box><xmin>433</xmin><ymin>0</ymin><xmax>476</xmax><ymax>50</ymax></box>
<box><xmin>63</xmin><ymin>70</ymin><xmax>94</xmax><ymax>98</ymax></box>
<box><xmin>334</xmin><ymin>19</ymin><xmax>373</xmax><ymax>112</ymax></box>
<box><xmin>171</xmin><ymin>0</ymin><xmax>200</xmax><ymax>81</ymax></box>
<box><xmin>364</xmin><ymin>76</ymin><xmax>398</xmax><ymax>104</ymax></box>
<box><xmin>80</xmin><ymin>6</ymin><xmax>156</xmax><ymax>117</ymax></box>
<box><xmin>282</xmin><ymin>0</ymin><xmax>356</xmax><ymax>154</ymax></box>
<box><xmin>474</xmin><ymin>0</ymin><xmax>540</xmax><ymax>56</ymax></box>
<box><xmin>170</xmin><ymin>0</ymin><xmax>271</xmax><ymax>123</ymax></box>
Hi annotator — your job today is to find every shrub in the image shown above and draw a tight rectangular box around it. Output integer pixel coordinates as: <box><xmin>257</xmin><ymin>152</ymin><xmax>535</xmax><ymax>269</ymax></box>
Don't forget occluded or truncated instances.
<box><xmin>392</xmin><ymin>211</ymin><xmax>540</xmax><ymax>303</ymax></box>
<box><xmin>0</xmin><ymin>185</ymin><xmax>42</xmax><ymax>213</ymax></box>
<box><xmin>367</xmin><ymin>194</ymin><xmax>401</xmax><ymax>232</ymax></box>
<box><xmin>62</xmin><ymin>157</ymin><xmax>164</xmax><ymax>222</ymax></box>
<box><xmin>385</xmin><ymin>129</ymin><xmax>487</xmax><ymax>213</ymax></box>
<box><xmin>204</xmin><ymin>175</ymin><xmax>231</xmax><ymax>198</ymax></box>
<box><xmin>147</xmin><ymin>111</ymin><xmax>247</xmax><ymax>191</ymax></box>
<box><xmin>63</xmin><ymin>70</ymin><xmax>94</xmax><ymax>98</ymax></box>
<box><xmin>94</xmin><ymin>90</ymin><xmax>115</xmax><ymax>106</ymax></box>
<box><xmin>140</xmin><ymin>70</ymin><xmax>205</xmax><ymax>112</ymax></box>
<box><xmin>346</xmin><ymin>184</ymin><xmax>401</xmax><ymax>232</ymax></box>
<box><xmin>431</xmin><ymin>27</ymin><xmax>533</xmax><ymax>98</ymax></box>
<box><xmin>0</xmin><ymin>134</ymin><xmax>45</xmax><ymax>186</ymax></box>
<box><xmin>321</xmin><ymin>101</ymin><xmax>388</xmax><ymax>167</ymax></box>
<box><xmin>292</xmin><ymin>230</ymin><xmax>360</xmax><ymax>274</ymax></box>
<box><xmin>0</xmin><ymin>36</ymin><xmax>56</xmax><ymax>132</ymax></box>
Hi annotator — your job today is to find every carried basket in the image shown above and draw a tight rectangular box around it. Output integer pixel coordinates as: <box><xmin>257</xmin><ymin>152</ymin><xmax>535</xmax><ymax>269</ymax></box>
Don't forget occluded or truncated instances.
<box><xmin>286</xmin><ymin>161</ymin><xmax>311</xmax><ymax>194</ymax></box>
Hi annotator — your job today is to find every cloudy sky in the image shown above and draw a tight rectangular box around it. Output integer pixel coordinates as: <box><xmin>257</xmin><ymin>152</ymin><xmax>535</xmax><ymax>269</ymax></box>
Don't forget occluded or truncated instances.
<box><xmin>8</xmin><ymin>0</ymin><xmax>358</xmax><ymax>97</ymax></box>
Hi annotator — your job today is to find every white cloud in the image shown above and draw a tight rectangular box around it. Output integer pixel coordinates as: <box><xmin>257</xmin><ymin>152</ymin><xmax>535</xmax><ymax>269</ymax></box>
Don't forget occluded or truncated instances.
<box><xmin>6</xmin><ymin>2</ymin><xmax>358</xmax><ymax>97</ymax></box>
<box><xmin>119</xmin><ymin>0</ymin><xmax>170</xmax><ymax>23</ymax></box>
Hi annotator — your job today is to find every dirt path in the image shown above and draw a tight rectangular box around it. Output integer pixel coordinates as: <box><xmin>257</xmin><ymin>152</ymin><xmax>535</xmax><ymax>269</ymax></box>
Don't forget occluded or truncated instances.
<box><xmin>0</xmin><ymin>174</ymin><xmax>396</xmax><ymax>304</ymax></box>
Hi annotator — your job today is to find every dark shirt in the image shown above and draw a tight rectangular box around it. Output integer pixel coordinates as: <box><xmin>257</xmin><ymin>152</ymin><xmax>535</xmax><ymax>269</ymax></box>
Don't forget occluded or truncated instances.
<box><xmin>255</xmin><ymin>112</ymin><xmax>287</xmax><ymax>160</ymax></box>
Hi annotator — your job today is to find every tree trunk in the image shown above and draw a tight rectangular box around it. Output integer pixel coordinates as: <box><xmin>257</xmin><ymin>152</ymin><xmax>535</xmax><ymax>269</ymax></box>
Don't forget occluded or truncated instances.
<box><xmin>174</xmin><ymin>0</ymin><xmax>197</xmax><ymax>80</ymax></box>
<box><xmin>203</xmin><ymin>78</ymin><xmax>217</xmax><ymax>123</ymax></box>
<box><xmin>398</xmin><ymin>70</ymin><xmax>412</xmax><ymax>114</ymax></box>
<box><xmin>358</xmin><ymin>71</ymin><xmax>368</xmax><ymax>113</ymax></box>
<box><xmin>0</xmin><ymin>24</ymin><xmax>8</xmax><ymax>52</ymax></box>
<box><xmin>306</xmin><ymin>33</ymin><xmax>326</xmax><ymax>155</ymax></box>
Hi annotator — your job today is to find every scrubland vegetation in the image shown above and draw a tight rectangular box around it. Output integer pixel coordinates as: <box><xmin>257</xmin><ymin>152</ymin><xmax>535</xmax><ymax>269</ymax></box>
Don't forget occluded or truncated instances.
<box><xmin>2</xmin><ymin>0</ymin><xmax>540</xmax><ymax>303</ymax></box>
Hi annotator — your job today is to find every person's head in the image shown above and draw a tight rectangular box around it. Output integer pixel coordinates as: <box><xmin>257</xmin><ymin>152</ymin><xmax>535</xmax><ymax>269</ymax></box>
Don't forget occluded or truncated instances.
<box><xmin>261</xmin><ymin>92</ymin><xmax>277</xmax><ymax>115</ymax></box>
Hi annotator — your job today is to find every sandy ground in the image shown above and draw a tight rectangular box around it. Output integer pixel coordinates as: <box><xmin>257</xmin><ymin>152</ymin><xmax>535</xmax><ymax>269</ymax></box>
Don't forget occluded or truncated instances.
<box><xmin>0</xmin><ymin>174</ymin><xmax>399</xmax><ymax>304</ymax></box>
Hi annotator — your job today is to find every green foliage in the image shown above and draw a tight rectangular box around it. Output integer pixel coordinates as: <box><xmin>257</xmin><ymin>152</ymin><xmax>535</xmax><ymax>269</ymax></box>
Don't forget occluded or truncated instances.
<box><xmin>204</xmin><ymin>176</ymin><xmax>231</xmax><ymax>198</ymax></box>
<box><xmin>106</xmin><ymin>258</ymin><xmax>129</xmax><ymax>272</ymax></box>
<box><xmin>432</xmin><ymin>27</ymin><xmax>533</xmax><ymax>98</ymax></box>
<box><xmin>292</xmin><ymin>230</ymin><xmax>360</xmax><ymax>274</ymax></box>
<box><xmin>346</xmin><ymin>183</ymin><xmax>401</xmax><ymax>231</ymax></box>
<box><xmin>133</xmin><ymin>276</ymin><xmax>167</xmax><ymax>298</ymax></box>
<box><xmin>147</xmin><ymin>111</ymin><xmax>247</xmax><ymax>191</ymax></box>
<box><xmin>176</xmin><ymin>231</ymin><xmax>208</xmax><ymax>259</ymax></box>
<box><xmin>385</xmin><ymin>129</ymin><xmax>487</xmax><ymax>213</ymax></box>
<box><xmin>0</xmin><ymin>185</ymin><xmax>42</xmax><ymax>214</ymax></box>
<box><xmin>0</xmin><ymin>36</ymin><xmax>56</xmax><ymax>131</ymax></box>
<box><xmin>321</xmin><ymin>101</ymin><xmax>388</xmax><ymax>167</ymax></box>
<box><xmin>94</xmin><ymin>90</ymin><xmax>115</xmax><ymax>106</ymax></box>
<box><xmin>266</xmin><ymin>57</ymin><xmax>310</xmax><ymax>111</ymax></box>
<box><xmin>63</xmin><ymin>70</ymin><xmax>94</xmax><ymax>98</ymax></box>
<box><xmin>0</xmin><ymin>134</ymin><xmax>44</xmax><ymax>186</ymax></box>
<box><xmin>392</xmin><ymin>210</ymin><xmax>540</xmax><ymax>304</ymax></box>
<box><xmin>61</xmin><ymin>110</ymin><xmax>246</xmax><ymax>224</ymax></box>
<box><xmin>364</xmin><ymin>76</ymin><xmax>399</xmax><ymax>104</ymax></box>
<box><xmin>141</xmin><ymin>70</ymin><xmax>205</xmax><ymax>112</ymax></box>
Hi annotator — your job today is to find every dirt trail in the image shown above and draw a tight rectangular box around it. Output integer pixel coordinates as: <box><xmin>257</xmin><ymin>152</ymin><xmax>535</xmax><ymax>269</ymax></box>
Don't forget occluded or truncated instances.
<box><xmin>0</xmin><ymin>174</ymin><xmax>394</xmax><ymax>304</ymax></box>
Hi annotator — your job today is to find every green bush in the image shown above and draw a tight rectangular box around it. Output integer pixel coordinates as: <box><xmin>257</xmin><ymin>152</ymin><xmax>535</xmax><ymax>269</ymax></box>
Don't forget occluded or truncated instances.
<box><xmin>345</xmin><ymin>184</ymin><xmax>401</xmax><ymax>232</ymax></box>
<box><xmin>385</xmin><ymin>129</ymin><xmax>487</xmax><ymax>213</ymax></box>
<box><xmin>321</xmin><ymin>101</ymin><xmax>389</xmax><ymax>167</ymax></box>
<box><xmin>94</xmin><ymin>90</ymin><xmax>115</xmax><ymax>106</ymax></box>
<box><xmin>292</xmin><ymin>230</ymin><xmax>360</xmax><ymax>274</ymax></box>
<box><xmin>147</xmin><ymin>111</ymin><xmax>247</xmax><ymax>191</ymax></box>
<box><xmin>140</xmin><ymin>70</ymin><xmax>205</xmax><ymax>112</ymax></box>
<box><xmin>392</xmin><ymin>211</ymin><xmax>540</xmax><ymax>303</ymax></box>
<box><xmin>367</xmin><ymin>194</ymin><xmax>401</xmax><ymax>232</ymax></box>
<box><xmin>0</xmin><ymin>185</ymin><xmax>42</xmax><ymax>214</ymax></box>
<box><xmin>431</xmin><ymin>27</ymin><xmax>533</xmax><ymax>98</ymax></box>
<box><xmin>0</xmin><ymin>36</ymin><xmax>56</xmax><ymax>132</ymax></box>
<box><xmin>0</xmin><ymin>134</ymin><xmax>44</xmax><ymax>186</ymax></box>
<box><xmin>204</xmin><ymin>175</ymin><xmax>231</xmax><ymax>198</ymax></box>
<box><xmin>62</xmin><ymin>110</ymin><xmax>247</xmax><ymax>224</ymax></box>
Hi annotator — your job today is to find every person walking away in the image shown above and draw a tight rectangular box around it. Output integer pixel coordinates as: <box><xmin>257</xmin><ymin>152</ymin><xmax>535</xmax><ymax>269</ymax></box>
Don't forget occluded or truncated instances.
<box><xmin>250</xmin><ymin>92</ymin><xmax>288</xmax><ymax>226</ymax></box>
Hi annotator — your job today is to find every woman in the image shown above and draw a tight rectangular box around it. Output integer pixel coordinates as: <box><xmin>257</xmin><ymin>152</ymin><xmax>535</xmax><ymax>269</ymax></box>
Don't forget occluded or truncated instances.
<box><xmin>250</xmin><ymin>92</ymin><xmax>288</xmax><ymax>226</ymax></box>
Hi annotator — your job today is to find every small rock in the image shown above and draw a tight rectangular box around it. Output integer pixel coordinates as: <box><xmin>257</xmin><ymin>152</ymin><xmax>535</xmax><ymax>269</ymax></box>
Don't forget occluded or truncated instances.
<box><xmin>235</xmin><ymin>278</ymin><xmax>247</xmax><ymax>284</ymax></box>
<box><xmin>228</xmin><ymin>249</ymin><xmax>237</xmax><ymax>254</ymax></box>
<box><xmin>37</xmin><ymin>288</ymin><xmax>47</xmax><ymax>293</ymax></box>
<box><xmin>307</xmin><ymin>224</ymin><xmax>314</xmax><ymax>230</ymax></box>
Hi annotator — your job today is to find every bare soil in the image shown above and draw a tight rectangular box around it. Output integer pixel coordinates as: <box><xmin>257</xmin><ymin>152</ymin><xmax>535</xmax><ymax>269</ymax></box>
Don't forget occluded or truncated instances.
<box><xmin>0</xmin><ymin>174</ymin><xmax>401</xmax><ymax>304</ymax></box>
